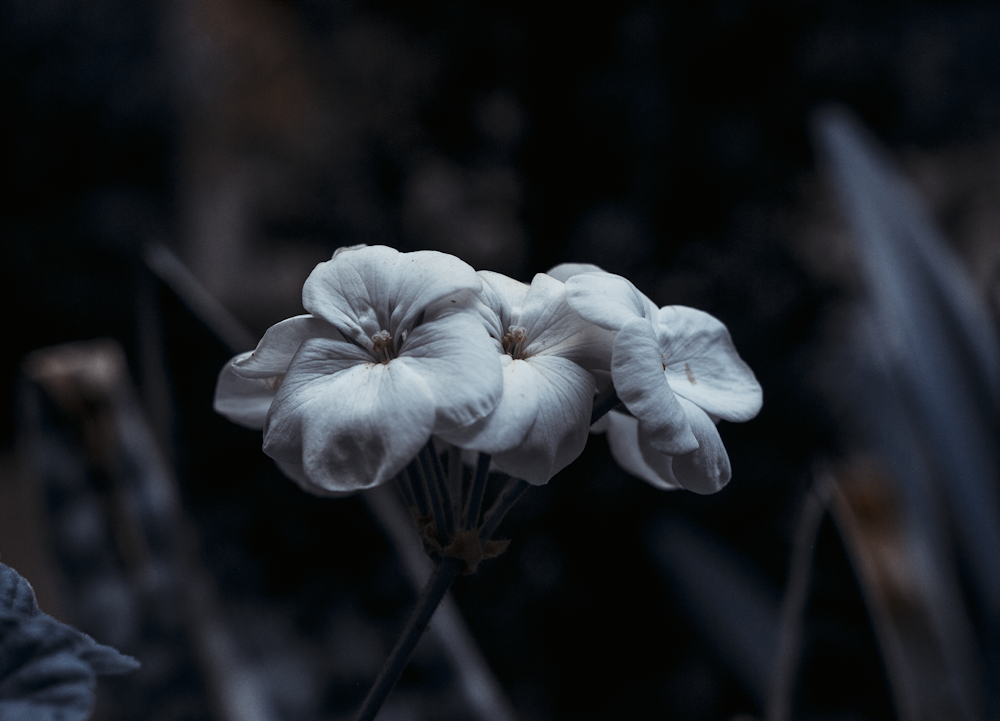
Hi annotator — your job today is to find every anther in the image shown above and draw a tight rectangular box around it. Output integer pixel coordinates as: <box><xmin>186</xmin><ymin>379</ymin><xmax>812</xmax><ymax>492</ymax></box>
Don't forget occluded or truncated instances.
<box><xmin>371</xmin><ymin>330</ymin><xmax>394</xmax><ymax>363</ymax></box>
<box><xmin>501</xmin><ymin>325</ymin><xmax>528</xmax><ymax>359</ymax></box>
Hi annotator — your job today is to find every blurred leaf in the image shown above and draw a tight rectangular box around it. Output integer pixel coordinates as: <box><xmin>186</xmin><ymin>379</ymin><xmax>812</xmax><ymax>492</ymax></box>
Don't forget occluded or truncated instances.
<box><xmin>0</xmin><ymin>563</ymin><xmax>139</xmax><ymax>721</ymax></box>
<box><xmin>814</xmin><ymin>107</ymin><xmax>1000</xmax><ymax>720</ymax></box>
<box><xmin>650</xmin><ymin>516</ymin><xmax>780</xmax><ymax>704</ymax></box>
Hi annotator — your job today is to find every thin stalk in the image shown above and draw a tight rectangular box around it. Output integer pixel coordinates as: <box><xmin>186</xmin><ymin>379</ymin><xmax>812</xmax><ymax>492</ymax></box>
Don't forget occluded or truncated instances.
<box><xmin>394</xmin><ymin>470</ymin><xmax>416</xmax><ymax>512</ymax></box>
<box><xmin>353</xmin><ymin>555</ymin><xmax>465</xmax><ymax>721</ymax></box>
<box><xmin>419</xmin><ymin>446</ymin><xmax>451</xmax><ymax>543</ymax></box>
<box><xmin>405</xmin><ymin>458</ymin><xmax>430</xmax><ymax>517</ymax></box>
<box><xmin>479</xmin><ymin>477</ymin><xmax>530</xmax><ymax>542</ymax></box>
<box><xmin>464</xmin><ymin>453</ymin><xmax>492</xmax><ymax>529</ymax></box>
<box><xmin>766</xmin><ymin>475</ymin><xmax>831</xmax><ymax>721</ymax></box>
<box><xmin>448</xmin><ymin>444</ymin><xmax>464</xmax><ymax>523</ymax></box>
<box><xmin>426</xmin><ymin>438</ymin><xmax>455</xmax><ymax>537</ymax></box>
<box><xmin>590</xmin><ymin>385</ymin><xmax>623</xmax><ymax>425</ymax></box>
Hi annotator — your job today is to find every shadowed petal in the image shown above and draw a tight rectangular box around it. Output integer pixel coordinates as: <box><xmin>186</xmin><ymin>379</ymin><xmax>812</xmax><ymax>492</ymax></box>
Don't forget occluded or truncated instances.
<box><xmin>491</xmin><ymin>355</ymin><xmax>594</xmax><ymax>485</ymax></box>
<box><xmin>438</xmin><ymin>354</ymin><xmax>535</xmax><ymax>452</ymax></box>
<box><xmin>475</xmin><ymin>271</ymin><xmax>530</xmax><ymax>340</ymax></box>
<box><xmin>600</xmin><ymin>412</ymin><xmax>683</xmax><ymax>490</ymax></box>
<box><xmin>213</xmin><ymin>353</ymin><xmax>277</xmax><ymax>430</ymax></box>
<box><xmin>612</xmin><ymin>318</ymin><xmax>698</xmax><ymax>455</ymax></box>
<box><xmin>263</xmin><ymin>339</ymin><xmax>436</xmax><ymax>492</ymax></box>
<box><xmin>274</xmin><ymin>460</ymin><xmax>354</xmax><ymax>498</ymax></box>
<box><xmin>658</xmin><ymin>306</ymin><xmax>762</xmax><ymax>422</ymax></box>
<box><xmin>520</xmin><ymin>273</ymin><xmax>613</xmax><ymax>369</ymax></box>
<box><xmin>546</xmin><ymin>262</ymin><xmax>607</xmax><ymax>281</ymax></box>
<box><xmin>396</xmin><ymin>312</ymin><xmax>503</xmax><ymax>432</ymax></box>
<box><xmin>232</xmin><ymin>315</ymin><xmax>343</xmax><ymax>378</ymax></box>
<box><xmin>565</xmin><ymin>272</ymin><xmax>658</xmax><ymax>330</ymax></box>
<box><xmin>302</xmin><ymin>246</ymin><xmax>482</xmax><ymax>346</ymax></box>
<box><xmin>650</xmin><ymin>397</ymin><xmax>732</xmax><ymax>494</ymax></box>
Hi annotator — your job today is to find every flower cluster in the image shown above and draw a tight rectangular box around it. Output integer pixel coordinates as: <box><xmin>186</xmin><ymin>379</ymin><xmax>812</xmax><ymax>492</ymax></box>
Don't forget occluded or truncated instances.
<box><xmin>214</xmin><ymin>245</ymin><xmax>761</xmax><ymax>497</ymax></box>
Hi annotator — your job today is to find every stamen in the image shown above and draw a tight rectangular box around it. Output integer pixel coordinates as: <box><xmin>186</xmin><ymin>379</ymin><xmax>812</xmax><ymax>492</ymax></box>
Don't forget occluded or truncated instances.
<box><xmin>501</xmin><ymin>325</ymin><xmax>528</xmax><ymax>359</ymax></box>
<box><xmin>264</xmin><ymin>373</ymin><xmax>285</xmax><ymax>391</ymax></box>
<box><xmin>371</xmin><ymin>330</ymin><xmax>394</xmax><ymax>363</ymax></box>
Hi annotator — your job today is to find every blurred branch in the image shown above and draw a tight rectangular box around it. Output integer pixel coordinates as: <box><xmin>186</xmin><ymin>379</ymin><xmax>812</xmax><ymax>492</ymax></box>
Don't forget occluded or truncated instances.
<box><xmin>766</xmin><ymin>473</ymin><xmax>831</xmax><ymax>721</ymax></box>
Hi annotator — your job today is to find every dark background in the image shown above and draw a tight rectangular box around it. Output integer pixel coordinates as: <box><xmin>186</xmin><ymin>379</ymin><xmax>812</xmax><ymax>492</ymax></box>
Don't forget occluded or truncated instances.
<box><xmin>3</xmin><ymin>1</ymin><xmax>1000</xmax><ymax>719</ymax></box>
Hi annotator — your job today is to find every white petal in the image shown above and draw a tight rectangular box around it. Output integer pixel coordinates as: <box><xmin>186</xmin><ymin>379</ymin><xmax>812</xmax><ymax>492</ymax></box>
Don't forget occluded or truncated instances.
<box><xmin>233</xmin><ymin>315</ymin><xmax>343</xmax><ymax>379</ymax></box>
<box><xmin>643</xmin><ymin>397</ymin><xmax>732</xmax><ymax>494</ymax></box>
<box><xmin>601</xmin><ymin>412</ymin><xmax>682</xmax><ymax>490</ymax></box>
<box><xmin>564</xmin><ymin>272</ymin><xmax>659</xmax><ymax>330</ymax></box>
<box><xmin>490</xmin><ymin>355</ymin><xmax>595</xmax><ymax>485</ymax></box>
<box><xmin>213</xmin><ymin>352</ymin><xmax>277</xmax><ymax>429</ymax></box>
<box><xmin>475</xmin><ymin>271</ymin><xmax>530</xmax><ymax>340</ymax></box>
<box><xmin>612</xmin><ymin>318</ymin><xmax>698</xmax><ymax>455</ymax></box>
<box><xmin>545</xmin><ymin>262</ymin><xmax>607</xmax><ymax>281</ymax></box>
<box><xmin>274</xmin><ymin>459</ymin><xmax>355</xmax><ymax>498</ymax></box>
<box><xmin>302</xmin><ymin>245</ymin><xmax>482</xmax><ymax>346</ymax></box>
<box><xmin>519</xmin><ymin>273</ymin><xmax>613</xmax><ymax>369</ymax></box>
<box><xmin>657</xmin><ymin>306</ymin><xmax>763</xmax><ymax>422</ymax></box>
<box><xmin>396</xmin><ymin>312</ymin><xmax>503</xmax><ymax>432</ymax></box>
<box><xmin>263</xmin><ymin>338</ymin><xmax>436</xmax><ymax>492</ymax></box>
<box><xmin>438</xmin><ymin>354</ymin><xmax>535</xmax><ymax>452</ymax></box>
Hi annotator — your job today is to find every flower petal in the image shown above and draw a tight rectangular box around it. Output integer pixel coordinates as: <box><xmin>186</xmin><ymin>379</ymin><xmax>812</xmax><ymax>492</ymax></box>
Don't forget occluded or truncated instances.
<box><xmin>213</xmin><ymin>353</ymin><xmax>277</xmax><ymax>430</ymax></box>
<box><xmin>657</xmin><ymin>306</ymin><xmax>763</xmax><ymax>422</ymax></box>
<box><xmin>263</xmin><ymin>338</ymin><xmax>436</xmax><ymax>492</ymax></box>
<box><xmin>519</xmin><ymin>273</ymin><xmax>613</xmax><ymax>369</ymax></box>
<box><xmin>564</xmin><ymin>272</ymin><xmax>658</xmax><ymax>330</ymax></box>
<box><xmin>396</xmin><ymin>312</ymin><xmax>503</xmax><ymax>432</ymax></box>
<box><xmin>546</xmin><ymin>262</ymin><xmax>607</xmax><ymax>281</ymax></box>
<box><xmin>274</xmin><ymin>459</ymin><xmax>354</xmax><ymax>498</ymax></box>
<box><xmin>612</xmin><ymin>318</ymin><xmax>698</xmax><ymax>455</ymax></box>
<box><xmin>475</xmin><ymin>271</ymin><xmax>530</xmax><ymax>341</ymax></box>
<box><xmin>643</xmin><ymin>397</ymin><xmax>732</xmax><ymax>494</ymax></box>
<box><xmin>601</xmin><ymin>411</ymin><xmax>683</xmax><ymax>490</ymax></box>
<box><xmin>490</xmin><ymin>355</ymin><xmax>595</xmax><ymax>485</ymax></box>
<box><xmin>232</xmin><ymin>315</ymin><xmax>343</xmax><ymax>379</ymax></box>
<box><xmin>438</xmin><ymin>354</ymin><xmax>535</xmax><ymax>452</ymax></box>
<box><xmin>302</xmin><ymin>245</ymin><xmax>482</xmax><ymax>346</ymax></box>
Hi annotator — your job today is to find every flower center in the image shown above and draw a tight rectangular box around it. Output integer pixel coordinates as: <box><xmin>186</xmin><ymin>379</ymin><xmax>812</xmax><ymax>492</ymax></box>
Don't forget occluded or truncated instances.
<box><xmin>371</xmin><ymin>329</ymin><xmax>395</xmax><ymax>364</ymax></box>
<box><xmin>501</xmin><ymin>325</ymin><xmax>528</xmax><ymax>359</ymax></box>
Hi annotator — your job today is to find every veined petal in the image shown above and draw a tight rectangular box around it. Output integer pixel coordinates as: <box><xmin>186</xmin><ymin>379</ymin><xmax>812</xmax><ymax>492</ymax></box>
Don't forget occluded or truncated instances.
<box><xmin>490</xmin><ymin>355</ymin><xmax>594</xmax><ymax>485</ymax></box>
<box><xmin>565</xmin><ymin>272</ymin><xmax>659</xmax><ymax>330</ymax></box>
<box><xmin>213</xmin><ymin>353</ymin><xmax>277</xmax><ymax>430</ymax></box>
<box><xmin>476</xmin><ymin>271</ymin><xmax>530</xmax><ymax>340</ymax></box>
<box><xmin>546</xmin><ymin>262</ymin><xmax>607</xmax><ymax>281</ymax></box>
<box><xmin>657</xmin><ymin>306</ymin><xmax>763</xmax><ymax>422</ymax></box>
<box><xmin>646</xmin><ymin>396</ymin><xmax>732</xmax><ymax>494</ymax></box>
<box><xmin>437</xmin><ymin>354</ymin><xmax>535</xmax><ymax>452</ymax></box>
<box><xmin>396</xmin><ymin>312</ymin><xmax>503</xmax><ymax>432</ymax></box>
<box><xmin>233</xmin><ymin>315</ymin><xmax>344</xmax><ymax>379</ymax></box>
<box><xmin>274</xmin><ymin>459</ymin><xmax>354</xmax><ymax>498</ymax></box>
<box><xmin>612</xmin><ymin>318</ymin><xmax>698</xmax><ymax>455</ymax></box>
<box><xmin>302</xmin><ymin>245</ymin><xmax>482</xmax><ymax>346</ymax></box>
<box><xmin>520</xmin><ymin>273</ymin><xmax>613</xmax><ymax>369</ymax></box>
<box><xmin>601</xmin><ymin>411</ymin><xmax>683</xmax><ymax>490</ymax></box>
<box><xmin>263</xmin><ymin>342</ymin><xmax>437</xmax><ymax>492</ymax></box>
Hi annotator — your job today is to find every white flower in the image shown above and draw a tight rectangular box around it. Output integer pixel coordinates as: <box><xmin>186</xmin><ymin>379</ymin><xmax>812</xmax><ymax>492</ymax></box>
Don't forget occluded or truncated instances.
<box><xmin>562</xmin><ymin>269</ymin><xmax>761</xmax><ymax>493</ymax></box>
<box><xmin>213</xmin><ymin>245</ymin><xmax>503</xmax><ymax>495</ymax></box>
<box><xmin>438</xmin><ymin>271</ymin><xmax>612</xmax><ymax>485</ymax></box>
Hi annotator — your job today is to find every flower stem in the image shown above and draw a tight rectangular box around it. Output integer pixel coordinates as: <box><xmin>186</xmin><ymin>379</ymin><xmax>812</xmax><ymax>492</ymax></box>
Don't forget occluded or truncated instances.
<box><xmin>417</xmin><ymin>446</ymin><xmax>449</xmax><ymax>546</ymax></box>
<box><xmin>404</xmin><ymin>459</ymin><xmax>430</xmax><ymax>517</ymax></box>
<box><xmin>353</xmin><ymin>555</ymin><xmax>465</xmax><ymax>721</ymax></box>
<box><xmin>479</xmin><ymin>477</ymin><xmax>530</xmax><ymax>542</ymax></box>
<box><xmin>590</xmin><ymin>385</ymin><xmax>622</xmax><ymax>425</ymax></box>
<box><xmin>427</xmin><ymin>438</ymin><xmax>455</xmax><ymax>537</ymax></box>
<box><xmin>464</xmin><ymin>453</ymin><xmax>492</xmax><ymax>529</ymax></box>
